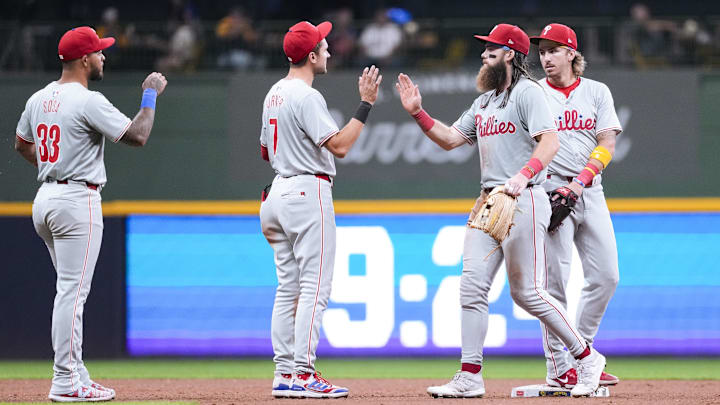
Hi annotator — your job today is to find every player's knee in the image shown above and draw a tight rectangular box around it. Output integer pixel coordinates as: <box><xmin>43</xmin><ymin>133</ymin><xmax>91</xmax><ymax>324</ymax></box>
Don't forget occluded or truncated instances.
<box><xmin>509</xmin><ymin>287</ymin><xmax>535</xmax><ymax>308</ymax></box>
<box><xmin>460</xmin><ymin>293</ymin><xmax>488</xmax><ymax>309</ymax></box>
<box><xmin>460</xmin><ymin>279</ymin><xmax>490</xmax><ymax>308</ymax></box>
<box><xmin>602</xmin><ymin>271</ymin><xmax>619</xmax><ymax>291</ymax></box>
<box><xmin>589</xmin><ymin>266</ymin><xmax>619</xmax><ymax>290</ymax></box>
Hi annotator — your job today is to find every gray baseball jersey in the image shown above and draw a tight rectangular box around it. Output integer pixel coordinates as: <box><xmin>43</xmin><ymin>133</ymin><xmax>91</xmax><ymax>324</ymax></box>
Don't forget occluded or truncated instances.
<box><xmin>16</xmin><ymin>81</ymin><xmax>132</xmax><ymax>186</ymax></box>
<box><xmin>540</xmin><ymin>77</ymin><xmax>622</xmax><ymax>177</ymax></box>
<box><xmin>260</xmin><ymin>77</ymin><xmax>342</xmax><ymax>379</ymax></box>
<box><xmin>260</xmin><ymin>78</ymin><xmax>339</xmax><ymax>177</ymax></box>
<box><xmin>451</xmin><ymin>77</ymin><xmax>557</xmax><ymax>188</ymax></box>
<box><xmin>539</xmin><ymin>76</ymin><xmax>621</xmax><ymax>381</ymax></box>
<box><xmin>19</xmin><ymin>81</ymin><xmax>132</xmax><ymax>396</ymax></box>
<box><xmin>443</xmin><ymin>77</ymin><xmax>590</xmax><ymax>372</ymax></box>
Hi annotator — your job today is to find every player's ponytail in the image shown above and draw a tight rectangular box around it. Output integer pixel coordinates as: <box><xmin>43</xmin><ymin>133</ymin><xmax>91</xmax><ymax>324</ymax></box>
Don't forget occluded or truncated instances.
<box><xmin>500</xmin><ymin>52</ymin><xmax>537</xmax><ymax>108</ymax></box>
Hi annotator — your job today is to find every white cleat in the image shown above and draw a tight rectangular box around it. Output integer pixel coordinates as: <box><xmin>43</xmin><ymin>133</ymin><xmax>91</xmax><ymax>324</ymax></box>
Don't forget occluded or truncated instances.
<box><xmin>88</xmin><ymin>381</ymin><xmax>115</xmax><ymax>398</ymax></box>
<box><xmin>271</xmin><ymin>372</ymin><xmax>295</xmax><ymax>398</ymax></box>
<box><xmin>48</xmin><ymin>386</ymin><xmax>115</xmax><ymax>402</ymax></box>
<box><xmin>571</xmin><ymin>349</ymin><xmax>607</xmax><ymax>397</ymax></box>
<box><xmin>427</xmin><ymin>370</ymin><xmax>485</xmax><ymax>398</ymax></box>
<box><xmin>290</xmin><ymin>371</ymin><xmax>349</xmax><ymax>398</ymax></box>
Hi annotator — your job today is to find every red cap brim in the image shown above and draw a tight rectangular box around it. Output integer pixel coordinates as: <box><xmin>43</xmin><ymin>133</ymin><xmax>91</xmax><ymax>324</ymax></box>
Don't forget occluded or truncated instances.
<box><xmin>473</xmin><ymin>35</ymin><xmax>503</xmax><ymax>48</ymax></box>
<box><xmin>98</xmin><ymin>37</ymin><xmax>116</xmax><ymax>52</ymax></box>
<box><xmin>317</xmin><ymin>21</ymin><xmax>332</xmax><ymax>41</ymax></box>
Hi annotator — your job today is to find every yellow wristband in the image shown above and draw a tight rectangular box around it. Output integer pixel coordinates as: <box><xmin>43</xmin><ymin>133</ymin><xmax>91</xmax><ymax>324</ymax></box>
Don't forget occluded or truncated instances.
<box><xmin>590</xmin><ymin>145</ymin><xmax>612</xmax><ymax>168</ymax></box>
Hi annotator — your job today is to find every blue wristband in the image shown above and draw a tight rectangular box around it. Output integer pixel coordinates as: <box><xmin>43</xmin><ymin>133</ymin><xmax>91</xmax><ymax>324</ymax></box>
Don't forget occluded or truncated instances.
<box><xmin>140</xmin><ymin>88</ymin><xmax>157</xmax><ymax>110</ymax></box>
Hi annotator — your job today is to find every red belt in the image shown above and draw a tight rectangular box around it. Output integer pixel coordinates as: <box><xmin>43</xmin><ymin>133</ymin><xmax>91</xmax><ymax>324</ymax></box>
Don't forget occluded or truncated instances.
<box><xmin>56</xmin><ymin>179</ymin><xmax>99</xmax><ymax>190</ymax></box>
<box><xmin>315</xmin><ymin>174</ymin><xmax>331</xmax><ymax>182</ymax></box>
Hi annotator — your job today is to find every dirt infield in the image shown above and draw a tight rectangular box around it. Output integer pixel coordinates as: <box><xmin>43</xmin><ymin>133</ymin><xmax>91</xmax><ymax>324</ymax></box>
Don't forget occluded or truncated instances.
<box><xmin>2</xmin><ymin>379</ymin><xmax>719</xmax><ymax>404</ymax></box>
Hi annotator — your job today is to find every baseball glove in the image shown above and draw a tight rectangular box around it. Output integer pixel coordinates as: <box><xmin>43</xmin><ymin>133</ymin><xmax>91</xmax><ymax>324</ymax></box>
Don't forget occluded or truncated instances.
<box><xmin>548</xmin><ymin>186</ymin><xmax>579</xmax><ymax>233</ymax></box>
<box><xmin>468</xmin><ymin>186</ymin><xmax>518</xmax><ymax>243</ymax></box>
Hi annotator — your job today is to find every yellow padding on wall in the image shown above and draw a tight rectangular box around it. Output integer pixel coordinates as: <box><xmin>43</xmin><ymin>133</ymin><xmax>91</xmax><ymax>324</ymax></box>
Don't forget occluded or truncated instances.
<box><xmin>3</xmin><ymin>198</ymin><xmax>720</xmax><ymax>216</ymax></box>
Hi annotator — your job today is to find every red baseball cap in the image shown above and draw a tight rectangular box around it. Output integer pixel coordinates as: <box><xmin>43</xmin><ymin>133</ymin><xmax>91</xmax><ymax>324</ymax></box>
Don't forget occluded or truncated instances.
<box><xmin>530</xmin><ymin>23</ymin><xmax>578</xmax><ymax>50</ymax></box>
<box><xmin>283</xmin><ymin>21</ymin><xmax>332</xmax><ymax>64</ymax></box>
<box><xmin>474</xmin><ymin>24</ymin><xmax>530</xmax><ymax>55</ymax></box>
<box><xmin>58</xmin><ymin>26</ymin><xmax>115</xmax><ymax>61</ymax></box>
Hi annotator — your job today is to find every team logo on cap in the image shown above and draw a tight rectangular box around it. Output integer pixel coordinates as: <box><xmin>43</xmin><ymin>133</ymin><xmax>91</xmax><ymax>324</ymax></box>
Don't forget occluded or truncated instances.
<box><xmin>543</xmin><ymin>25</ymin><xmax>552</xmax><ymax>35</ymax></box>
<box><xmin>508</xmin><ymin>39</ymin><xmax>514</xmax><ymax>44</ymax></box>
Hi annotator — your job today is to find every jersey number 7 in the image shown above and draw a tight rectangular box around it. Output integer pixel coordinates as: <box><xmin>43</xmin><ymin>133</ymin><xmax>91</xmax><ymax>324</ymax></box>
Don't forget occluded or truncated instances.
<box><xmin>36</xmin><ymin>123</ymin><xmax>61</xmax><ymax>163</ymax></box>
<box><xmin>269</xmin><ymin>118</ymin><xmax>278</xmax><ymax>156</ymax></box>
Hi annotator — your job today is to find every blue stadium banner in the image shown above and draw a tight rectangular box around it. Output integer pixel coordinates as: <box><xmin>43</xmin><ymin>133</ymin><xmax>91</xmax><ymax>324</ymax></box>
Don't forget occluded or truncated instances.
<box><xmin>126</xmin><ymin>213</ymin><xmax>720</xmax><ymax>356</ymax></box>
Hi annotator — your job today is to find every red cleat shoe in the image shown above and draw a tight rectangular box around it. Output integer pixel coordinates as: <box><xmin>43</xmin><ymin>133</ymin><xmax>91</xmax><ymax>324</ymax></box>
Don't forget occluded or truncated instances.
<box><xmin>600</xmin><ymin>370</ymin><xmax>620</xmax><ymax>386</ymax></box>
<box><xmin>546</xmin><ymin>368</ymin><xmax>577</xmax><ymax>388</ymax></box>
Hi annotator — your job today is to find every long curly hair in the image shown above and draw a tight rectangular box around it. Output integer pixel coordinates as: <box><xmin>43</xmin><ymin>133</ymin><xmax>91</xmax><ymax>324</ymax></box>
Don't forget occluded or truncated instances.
<box><xmin>572</xmin><ymin>50</ymin><xmax>587</xmax><ymax>77</ymax></box>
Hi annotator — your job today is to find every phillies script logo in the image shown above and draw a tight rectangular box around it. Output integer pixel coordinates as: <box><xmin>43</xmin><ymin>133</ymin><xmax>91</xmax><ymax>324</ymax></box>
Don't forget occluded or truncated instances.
<box><xmin>475</xmin><ymin>114</ymin><xmax>516</xmax><ymax>137</ymax></box>
<box><xmin>556</xmin><ymin>110</ymin><xmax>595</xmax><ymax>131</ymax></box>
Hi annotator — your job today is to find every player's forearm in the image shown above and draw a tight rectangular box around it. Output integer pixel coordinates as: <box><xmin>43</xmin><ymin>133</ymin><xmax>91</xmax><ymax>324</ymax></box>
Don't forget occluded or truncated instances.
<box><xmin>122</xmin><ymin>108</ymin><xmax>156</xmax><ymax>147</ymax></box>
<box><xmin>325</xmin><ymin>119</ymin><xmax>364</xmax><ymax>158</ymax></box>
<box><xmin>591</xmin><ymin>131</ymin><xmax>617</xmax><ymax>169</ymax></box>
<box><xmin>530</xmin><ymin>131</ymin><xmax>560</xmax><ymax>167</ymax></box>
<box><xmin>410</xmin><ymin>108</ymin><xmax>466</xmax><ymax>151</ymax></box>
<box><xmin>424</xmin><ymin>121</ymin><xmax>467</xmax><ymax>151</ymax></box>
<box><xmin>14</xmin><ymin>137</ymin><xmax>37</xmax><ymax>167</ymax></box>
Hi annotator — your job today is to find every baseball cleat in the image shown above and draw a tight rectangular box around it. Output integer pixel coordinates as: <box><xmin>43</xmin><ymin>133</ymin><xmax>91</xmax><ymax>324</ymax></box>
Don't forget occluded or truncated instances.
<box><xmin>546</xmin><ymin>368</ymin><xmax>577</xmax><ymax>388</ymax></box>
<box><xmin>88</xmin><ymin>381</ymin><xmax>115</xmax><ymax>397</ymax></box>
<box><xmin>48</xmin><ymin>385</ymin><xmax>115</xmax><ymax>402</ymax></box>
<box><xmin>600</xmin><ymin>370</ymin><xmax>620</xmax><ymax>386</ymax></box>
<box><xmin>290</xmin><ymin>371</ymin><xmax>349</xmax><ymax>398</ymax></box>
<box><xmin>271</xmin><ymin>373</ymin><xmax>294</xmax><ymax>398</ymax></box>
<box><xmin>427</xmin><ymin>370</ymin><xmax>485</xmax><ymax>398</ymax></box>
<box><xmin>571</xmin><ymin>348</ymin><xmax>606</xmax><ymax>397</ymax></box>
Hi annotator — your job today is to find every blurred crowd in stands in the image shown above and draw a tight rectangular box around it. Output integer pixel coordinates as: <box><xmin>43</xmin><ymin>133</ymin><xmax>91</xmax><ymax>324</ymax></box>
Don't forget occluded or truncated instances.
<box><xmin>1</xmin><ymin>0</ymin><xmax>720</xmax><ymax>72</ymax></box>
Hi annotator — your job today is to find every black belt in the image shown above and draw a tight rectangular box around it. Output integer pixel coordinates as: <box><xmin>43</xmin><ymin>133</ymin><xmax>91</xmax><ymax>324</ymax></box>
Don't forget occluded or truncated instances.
<box><xmin>547</xmin><ymin>174</ymin><xmax>595</xmax><ymax>188</ymax></box>
<box><xmin>56</xmin><ymin>179</ymin><xmax>99</xmax><ymax>190</ymax></box>
<box><xmin>483</xmin><ymin>185</ymin><xmax>536</xmax><ymax>194</ymax></box>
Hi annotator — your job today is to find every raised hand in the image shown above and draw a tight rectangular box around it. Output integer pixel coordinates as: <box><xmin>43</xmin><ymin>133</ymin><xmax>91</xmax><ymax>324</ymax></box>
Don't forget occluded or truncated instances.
<box><xmin>358</xmin><ymin>65</ymin><xmax>382</xmax><ymax>104</ymax></box>
<box><xmin>395</xmin><ymin>73</ymin><xmax>422</xmax><ymax>115</ymax></box>
<box><xmin>142</xmin><ymin>72</ymin><xmax>168</xmax><ymax>95</ymax></box>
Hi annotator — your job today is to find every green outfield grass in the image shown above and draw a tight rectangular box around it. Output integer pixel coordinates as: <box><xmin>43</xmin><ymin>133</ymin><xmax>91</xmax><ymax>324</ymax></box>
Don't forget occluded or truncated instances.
<box><xmin>1</xmin><ymin>357</ymin><xmax>719</xmax><ymax>380</ymax></box>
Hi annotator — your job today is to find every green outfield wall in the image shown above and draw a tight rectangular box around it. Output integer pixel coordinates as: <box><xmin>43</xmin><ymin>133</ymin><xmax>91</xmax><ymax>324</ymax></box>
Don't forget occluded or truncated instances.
<box><xmin>1</xmin><ymin>70</ymin><xmax>718</xmax><ymax>201</ymax></box>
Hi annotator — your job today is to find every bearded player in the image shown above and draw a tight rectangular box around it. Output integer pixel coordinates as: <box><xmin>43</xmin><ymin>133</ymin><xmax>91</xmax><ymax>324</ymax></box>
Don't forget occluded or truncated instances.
<box><xmin>397</xmin><ymin>24</ymin><xmax>607</xmax><ymax>398</ymax></box>
<box><xmin>529</xmin><ymin>23</ymin><xmax>622</xmax><ymax>389</ymax></box>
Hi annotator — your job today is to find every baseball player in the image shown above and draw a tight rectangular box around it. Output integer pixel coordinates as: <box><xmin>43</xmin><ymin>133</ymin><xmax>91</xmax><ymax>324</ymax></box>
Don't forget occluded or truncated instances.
<box><xmin>397</xmin><ymin>24</ymin><xmax>607</xmax><ymax>398</ymax></box>
<box><xmin>259</xmin><ymin>20</ymin><xmax>381</xmax><ymax>399</ymax></box>
<box><xmin>529</xmin><ymin>23</ymin><xmax>622</xmax><ymax>389</ymax></box>
<box><xmin>14</xmin><ymin>26</ymin><xmax>167</xmax><ymax>402</ymax></box>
